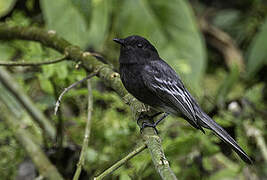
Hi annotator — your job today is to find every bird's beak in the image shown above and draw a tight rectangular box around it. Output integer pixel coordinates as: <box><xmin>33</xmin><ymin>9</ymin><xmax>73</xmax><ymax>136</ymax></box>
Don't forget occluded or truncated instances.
<box><xmin>113</xmin><ymin>38</ymin><xmax>125</xmax><ymax>46</ymax></box>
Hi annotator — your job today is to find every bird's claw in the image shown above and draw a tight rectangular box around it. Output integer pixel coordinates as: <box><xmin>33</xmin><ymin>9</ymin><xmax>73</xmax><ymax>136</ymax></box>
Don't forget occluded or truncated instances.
<box><xmin>137</xmin><ymin>112</ymin><xmax>168</xmax><ymax>134</ymax></box>
<box><xmin>140</xmin><ymin>122</ymin><xmax>159</xmax><ymax>134</ymax></box>
<box><xmin>137</xmin><ymin>112</ymin><xmax>161</xmax><ymax>134</ymax></box>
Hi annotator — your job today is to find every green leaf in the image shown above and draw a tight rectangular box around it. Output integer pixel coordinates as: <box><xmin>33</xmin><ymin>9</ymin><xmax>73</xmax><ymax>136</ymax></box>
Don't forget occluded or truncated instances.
<box><xmin>85</xmin><ymin>148</ymin><xmax>98</xmax><ymax>163</ymax></box>
<box><xmin>119</xmin><ymin>173</ymin><xmax>131</xmax><ymax>180</ymax></box>
<box><xmin>246</xmin><ymin>17</ymin><xmax>267</xmax><ymax>78</ymax></box>
<box><xmin>212</xmin><ymin>9</ymin><xmax>241</xmax><ymax>30</ymax></box>
<box><xmin>0</xmin><ymin>42</ymin><xmax>15</xmax><ymax>60</ymax></box>
<box><xmin>40</xmin><ymin>0</ymin><xmax>89</xmax><ymax>48</ymax></box>
<box><xmin>69</xmin><ymin>0</ymin><xmax>92</xmax><ymax>25</ymax></box>
<box><xmin>37</xmin><ymin>74</ymin><xmax>54</xmax><ymax>94</ymax></box>
<box><xmin>86</xmin><ymin>0</ymin><xmax>111</xmax><ymax>50</ymax></box>
<box><xmin>215</xmin><ymin>65</ymin><xmax>240</xmax><ymax>106</ymax></box>
<box><xmin>0</xmin><ymin>0</ymin><xmax>16</xmax><ymax>18</ymax></box>
<box><xmin>115</xmin><ymin>0</ymin><xmax>206</xmax><ymax>91</ymax></box>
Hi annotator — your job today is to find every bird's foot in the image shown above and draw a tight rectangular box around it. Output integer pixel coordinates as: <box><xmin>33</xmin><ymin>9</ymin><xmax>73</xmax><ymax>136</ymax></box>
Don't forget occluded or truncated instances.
<box><xmin>137</xmin><ymin>112</ymin><xmax>169</xmax><ymax>134</ymax></box>
<box><xmin>140</xmin><ymin>121</ymin><xmax>159</xmax><ymax>134</ymax></box>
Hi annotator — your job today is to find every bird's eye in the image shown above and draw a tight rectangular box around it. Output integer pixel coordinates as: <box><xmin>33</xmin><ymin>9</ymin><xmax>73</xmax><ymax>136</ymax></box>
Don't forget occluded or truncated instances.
<box><xmin>137</xmin><ymin>43</ymin><xmax>143</xmax><ymax>48</ymax></box>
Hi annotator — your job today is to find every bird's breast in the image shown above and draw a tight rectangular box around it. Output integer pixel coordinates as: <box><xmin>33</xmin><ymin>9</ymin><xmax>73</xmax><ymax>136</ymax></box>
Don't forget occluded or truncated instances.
<box><xmin>120</xmin><ymin>64</ymin><xmax>145</xmax><ymax>94</ymax></box>
<box><xmin>119</xmin><ymin>64</ymin><xmax>163</xmax><ymax>107</ymax></box>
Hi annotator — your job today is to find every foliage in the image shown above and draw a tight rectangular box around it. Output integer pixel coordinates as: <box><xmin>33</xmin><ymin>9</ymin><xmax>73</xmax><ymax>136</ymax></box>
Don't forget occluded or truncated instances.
<box><xmin>0</xmin><ymin>0</ymin><xmax>267</xmax><ymax>179</ymax></box>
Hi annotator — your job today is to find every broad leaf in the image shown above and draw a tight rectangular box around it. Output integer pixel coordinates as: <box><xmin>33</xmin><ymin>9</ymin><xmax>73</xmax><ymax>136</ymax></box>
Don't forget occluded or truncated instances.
<box><xmin>246</xmin><ymin>17</ymin><xmax>267</xmax><ymax>78</ymax></box>
<box><xmin>0</xmin><ymin>0</ymin><xmax>16</xmax><ymax>18</ymax></box>
<box><xmin>69</xmin><ymin>0</ymin><xmax>92</xmax><ymax>25</ymax></box>
<box><xmin>86</xmin><ymin>0</ymin><xmax>111</xmax><ymax>50</ymax></box>
<box><xmin>40</xmin><ymin>0</ymin><xmax>89</xmax><ymax>48</ymax></box>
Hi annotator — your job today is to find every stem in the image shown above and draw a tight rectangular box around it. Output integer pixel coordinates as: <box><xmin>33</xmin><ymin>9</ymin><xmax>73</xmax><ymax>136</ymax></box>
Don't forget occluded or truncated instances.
<box><xmin>54</xmin><ymin>72</ymin><xmax>97</xmax><ymax>115</ymax></box>
<box><xmin>73</xmin><ymin>79</ymin><xmax>93</xmax><ymax>180</ymax></box>
<box><xmin>0</xmin><ymin>67</ymin><xmax>56</xmax><ymax>140</ymax></box>
<box><xmin>0</xmin><ymin>102</ymin><xmax>64</xmax><ymax>180</ymax></box>
<box><xmin>245</xmin><ymin>122</ymin><xmax>267</xmax><ymax>162</ymax></box>
<box><xmin>0</xmin><ymin>56</ymin><xmax>66</xmax><ymax>66</ymax></box>
<box><xmin>94</xmin><ymin>144</ymin><xmax>147</xmax><ymax>180</ymax></box>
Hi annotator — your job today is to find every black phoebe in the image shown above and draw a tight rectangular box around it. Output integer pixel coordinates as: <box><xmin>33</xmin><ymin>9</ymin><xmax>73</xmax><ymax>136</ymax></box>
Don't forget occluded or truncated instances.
<box><xmin>113</xmin><ymin>35</ymin><xmax>252</xmax><ymax>164</ymax></box>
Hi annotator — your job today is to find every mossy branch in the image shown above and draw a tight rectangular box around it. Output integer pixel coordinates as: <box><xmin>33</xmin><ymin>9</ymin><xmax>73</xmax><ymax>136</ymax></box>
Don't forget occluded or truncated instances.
<box><xmin>142</xmin><ymin>128</ymin><xmax>177</xmax><ymax>179</ymax></box>
<box><xmin>0</xmin><ymin>23</ymin><xmax>177</xmax><ymax>179</ymax></box>
<box><xmin>0</xmin><ymin>67</ymin><xmax>56</xmax><ymax>140</ymax></box>
<box><xmin>0</xmin><ymin>102</ymin><xmax>64</xmax><ymax>180</ymax></box>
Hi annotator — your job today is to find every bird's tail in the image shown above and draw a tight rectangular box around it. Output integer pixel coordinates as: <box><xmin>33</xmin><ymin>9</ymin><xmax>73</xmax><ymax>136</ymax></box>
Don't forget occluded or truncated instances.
<box><xmin>196</xmin><ymin>109</ymin><xmax>252</xmax><ymax>164</ymax></box>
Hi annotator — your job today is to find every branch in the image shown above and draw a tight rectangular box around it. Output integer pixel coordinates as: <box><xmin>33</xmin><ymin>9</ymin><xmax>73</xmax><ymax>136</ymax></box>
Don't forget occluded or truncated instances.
<box><xmin>94</xmin><ymin>143</ymin><xmax>147</xmax><ymax>180</ymax></box>
<box><xmin>73</xmin><ymin>79</ymin><xmax>94</xmax><ymax>180</ymax></box>
<box><xmin>0</xmin><ymin>56</ymin><xmax>67</xmax><ymax>66</ymax></box>
<box><xmin>0</xmin><ymin>23</ymin><xmax>177</xmax><ymax>179</ymax></box>
<box><xmin>199</xmin><ymin>18</ymin><xmax>245</xmax><ymax>72</ymax></box>
<box><xmin>54</xmin><ymin>72</ymin><xmax>97</xmax><ymax>115</ymax></box>
<box><xmin>142</xmin><ymin>128</ymin><xmax>178</xmax><ymax>180</ymax></box>
<box><xmin>244</xmin><ymin>122</ymin><xmax>267</xmax><ymax>162</ymax></box>
<box><xmin>0</xmin><ymin>67</ymin><xmax>56</xmax><ymax>140</ymax></box>
<box><xmin>0</xmin><ymin>102</ymin><xmax>64</xmax><ymax>180</ymax></box>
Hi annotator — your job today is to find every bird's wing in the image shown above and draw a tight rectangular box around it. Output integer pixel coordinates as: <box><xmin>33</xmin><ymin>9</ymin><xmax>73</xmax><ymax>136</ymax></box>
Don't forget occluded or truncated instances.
<box><xmin>142</xmin><ymin>60</ymin><xmax>252</xmax><ymax>164</ymax></box>
<box><xmin>142</xmin><ymin>60</ymin><xmax>202</xmax><ymax>130</ymax></box>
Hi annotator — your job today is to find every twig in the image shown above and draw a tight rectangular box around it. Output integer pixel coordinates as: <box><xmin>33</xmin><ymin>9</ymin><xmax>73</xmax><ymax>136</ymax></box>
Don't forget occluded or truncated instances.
<box><xmin>50</xmin><ymin>78</ymin><xmax>64</xmax><ymax>154</ymax></box>
<box><xmin>54</xmin><ymin>72</ymin><xmax>97</xmax><ymax>115</ymax></box>
<box><xmin>0</xmin><ymin>56</ymin><xmax>67</xmax><ymax>66</ymax></box>
<box><xmin>73</xmin><ymin>79</ymin><xmax>93</xmax><ymax>180</ymax></box>
<box><xmin>199</xmin><ymin>17</ymin><xmax>245</xmax><ymax>71</ymax></box>
<box><xmin>244</xmin><ymin>122</ymin><xmax>267</xmax><ymax>162</ymax></box>
<box><xmin>94</xmin><ymin>144</ymin><xmax>147</xmax><ymax>180</ymax></box>
<box><xmin>0</xmin><ymin>102</ymin><xmax>64</xmax><ymax>180</ymax></box>
<box><xmin>0</xmin><ymin>67</ymin><xmax>56</xmax><ymax>140</ymax></box>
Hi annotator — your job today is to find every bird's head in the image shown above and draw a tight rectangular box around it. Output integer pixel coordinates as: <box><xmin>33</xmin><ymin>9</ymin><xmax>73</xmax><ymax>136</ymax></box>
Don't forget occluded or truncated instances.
<box><xmin>113</xmin><ymin>35</ymin><xmax>159</xmax><ymax>64</ymax></box>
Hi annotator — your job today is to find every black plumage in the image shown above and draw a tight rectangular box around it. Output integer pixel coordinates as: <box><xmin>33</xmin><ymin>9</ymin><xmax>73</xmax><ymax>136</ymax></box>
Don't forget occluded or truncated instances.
<box><xmin>113</xmin><ymin>35</ymin><xmax>252</xmax><ymax>164</ymax></box>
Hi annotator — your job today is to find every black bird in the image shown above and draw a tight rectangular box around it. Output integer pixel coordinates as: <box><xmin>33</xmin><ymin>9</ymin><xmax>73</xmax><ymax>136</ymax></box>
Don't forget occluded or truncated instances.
<box><xmin>113</xmin><ymin>35</ymin><xmax>252</xmax><ymax>164</ymax></box>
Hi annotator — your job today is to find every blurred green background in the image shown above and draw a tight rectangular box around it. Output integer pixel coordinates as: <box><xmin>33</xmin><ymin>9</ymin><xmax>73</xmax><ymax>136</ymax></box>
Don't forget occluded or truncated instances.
<box><xmin>0</xmin><ymin>0</ymin><xmax>266</xmax><ymax>179</ymax></box>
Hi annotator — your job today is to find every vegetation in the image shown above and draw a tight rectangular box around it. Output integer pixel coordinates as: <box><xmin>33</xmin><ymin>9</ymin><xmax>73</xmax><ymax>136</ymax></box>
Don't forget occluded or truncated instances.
<box><xmin>0</xmin><ymin>0</ymin><xmax>266</xmax><ymax>179</ymax></box>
